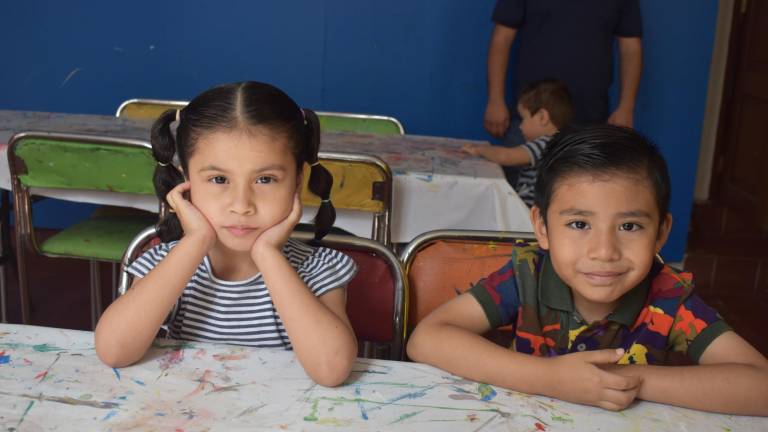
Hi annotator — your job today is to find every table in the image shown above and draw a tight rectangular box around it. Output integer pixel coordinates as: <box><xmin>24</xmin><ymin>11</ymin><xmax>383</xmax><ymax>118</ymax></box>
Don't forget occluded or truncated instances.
<box><xmin>0</xmin><ymin>110</ymin><xmax>532</xmax><ymax>243</ymax></box>
<box><xmin>1</xmin><ymin>324</ymin><xmax>765</xmax><ymax>431</ymax></box>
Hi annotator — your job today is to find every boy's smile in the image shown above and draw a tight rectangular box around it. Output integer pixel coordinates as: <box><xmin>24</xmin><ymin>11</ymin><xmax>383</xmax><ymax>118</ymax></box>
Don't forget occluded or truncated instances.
<box><xmin>531</xmin><ymin>172</ymin><xmax>672</xmax><ymax>322</ymax></box>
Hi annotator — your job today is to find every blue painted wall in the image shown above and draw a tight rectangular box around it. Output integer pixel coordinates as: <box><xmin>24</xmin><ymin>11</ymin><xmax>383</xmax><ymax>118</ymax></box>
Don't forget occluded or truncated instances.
<box><xmin>0</xmin><ymin>1</ymin><xmax>718</xmax><ymax>261</ymax></box>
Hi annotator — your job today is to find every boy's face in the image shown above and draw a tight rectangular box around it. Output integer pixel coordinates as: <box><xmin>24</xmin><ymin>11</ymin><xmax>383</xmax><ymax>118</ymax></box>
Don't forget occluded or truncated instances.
<box><xmin>530</xmin><ymin>173</ymin><xmax>672</xmax><ymax>319</ymax></box>
<box><xmin>517</xmin><ymin>104</ymin><xmax>549</xmax><ymax>142</ymax></box>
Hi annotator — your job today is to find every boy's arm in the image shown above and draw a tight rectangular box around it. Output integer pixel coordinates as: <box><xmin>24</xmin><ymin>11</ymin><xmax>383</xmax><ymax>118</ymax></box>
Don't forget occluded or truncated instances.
<box><xmin>606</xmin><ymin>331</ymin><xmax>768</xmax><ymax>415</ymax></box>
<box><xmin>462</xmin><ymin>143</ymin><xmax>532</xmax><ymax>166</ymax></box>
<box><xmin>407</xmin><ymin>294</ymin><xmax>642</xmax><ymax>410</ymax></box>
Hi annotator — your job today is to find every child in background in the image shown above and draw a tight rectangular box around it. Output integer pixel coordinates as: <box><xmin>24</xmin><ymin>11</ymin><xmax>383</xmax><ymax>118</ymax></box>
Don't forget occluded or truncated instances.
<box><xmin>463</xmin><ymin>79</ymin><xmax>573</xmax><ymax>207</ymax></box>
<box><xmin>96</xmin><ymin>82</ymin><xmax>358</xmax><ymax>387</ymax></box>
<box><xmin>409</xmin><ymin>125</ymin><xmax>768</xmax><ymax>415</ymax></box>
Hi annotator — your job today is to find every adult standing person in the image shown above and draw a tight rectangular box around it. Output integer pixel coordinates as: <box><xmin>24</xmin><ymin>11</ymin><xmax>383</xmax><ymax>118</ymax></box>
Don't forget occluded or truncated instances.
<box><xmin>484</xmin><ymin>0</ymin><xmax>643</xmax><ymax>173</ymax></box>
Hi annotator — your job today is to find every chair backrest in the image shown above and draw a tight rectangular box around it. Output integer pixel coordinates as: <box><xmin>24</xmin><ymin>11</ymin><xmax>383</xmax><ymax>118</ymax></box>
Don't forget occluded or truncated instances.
<box><xmin>291</xmin><ymin>231</ymin><xmax>406</xmax><ymax>360</ymax></box>
<box><xmin>305</xmin><ymin>152</ymin><xmax>393</xmax><ymax>246</ymax></box>
<box><xmin>399</xmin><ymin>229</ymin><xmax>536</xmax><ymax>338</ymax></box>
<box><xmin>317</xmin><ymin>111</ymin><xmax>405</xmax><ymax>135</ymax></box>
<box><xmin>8</xmin><ymin>132</ymin><xmax>157</xmax><ymax>254</ymax></box>
<box><xmin>119</xmin><ymin>228</ymin><xmax>407</xmax><ymax>360</ymax></box>
<box><xmin>115</xmin><ymin>99</ymin><xmax>188</xmax><ymax>120</ymax></box>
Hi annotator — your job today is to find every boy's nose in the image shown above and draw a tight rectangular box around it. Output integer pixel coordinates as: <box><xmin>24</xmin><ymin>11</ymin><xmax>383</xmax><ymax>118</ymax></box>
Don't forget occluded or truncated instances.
<box><xmin>587</xmin><ymin>229</ymin><xmax>621</xmax><ymax>261</ymax></box>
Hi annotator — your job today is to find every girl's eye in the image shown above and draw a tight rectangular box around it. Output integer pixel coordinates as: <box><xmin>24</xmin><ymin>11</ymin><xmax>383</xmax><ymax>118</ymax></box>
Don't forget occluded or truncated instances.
<box><xmin>567</xmin><ymin>221</ymin><xmax>589</xmax><ymax>230</ymax></box>
<box><xmin>619</xmin><ymin>222</ymin><xmax>642</xmax><ymax>232</ymax></box>
<box><xmin>256</xmin><ymin>176</ymin><xmax>276</xmax><ymax>184</ymax></box>
<box><xmin>210</xmin><ymin>176</ymin><xmax>227</xmax><ymax>184</ymax></box>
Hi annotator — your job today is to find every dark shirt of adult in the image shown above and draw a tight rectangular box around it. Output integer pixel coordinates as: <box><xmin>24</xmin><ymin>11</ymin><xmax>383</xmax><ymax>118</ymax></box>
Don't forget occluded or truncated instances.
<box><xmin>485</xmin><ymin>0</ymin><xmax>642</xmax><ymax>136</ymax></box>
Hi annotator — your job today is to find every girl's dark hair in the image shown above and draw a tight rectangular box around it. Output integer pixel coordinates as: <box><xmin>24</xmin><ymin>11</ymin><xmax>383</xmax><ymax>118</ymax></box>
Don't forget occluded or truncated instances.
<box><xmin>150</xmin><ymin>81</ymin><xmax>334</xmax><ymax>243</ymax></box>
<box><xmin>534</xmin><ymin>125</ymin><xmax>671</xmax><ymax>223</ymax></box>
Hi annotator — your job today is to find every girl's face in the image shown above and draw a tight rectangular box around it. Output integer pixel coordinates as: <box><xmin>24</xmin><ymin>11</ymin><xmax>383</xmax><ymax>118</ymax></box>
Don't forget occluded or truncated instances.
<box><xmin>531</xmin><ymin>172</ymin><xmax>672</xmax><ymax>320</ymax></box>
<box><xmin>185</xmin><ymin>127</ymin><xmax>300</xmax><ymax>254</ymax></box>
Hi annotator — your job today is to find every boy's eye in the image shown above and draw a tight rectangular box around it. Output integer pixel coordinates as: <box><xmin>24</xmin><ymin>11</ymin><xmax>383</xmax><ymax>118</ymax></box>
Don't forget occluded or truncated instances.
<box><xmin>256</xmin><ymin>176</ymin><xmax>276</xmax><ymax>184</ymax></box>
<box><xmin>619</xmin><ymin>222</ymin><xmax>642</xmax><ymax>232</ymax></box>
<box><xmin>567</xmin><ymin>221</ymin><xmax>589</xmax><ymax>230</ymax></box>
<box><xmin>209</xmin><ymin>176</ymin><xmax>227</xmax><ymax>184</ymax></box>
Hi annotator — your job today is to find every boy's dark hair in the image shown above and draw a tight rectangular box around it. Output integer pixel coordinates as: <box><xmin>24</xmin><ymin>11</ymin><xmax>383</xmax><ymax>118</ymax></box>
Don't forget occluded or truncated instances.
<box><xmin>534</xmin><ymin>125</ymin><xmax>671</xmax><ymax>223</ymax></box>
<box><xmin>151</xmin><ymin>81</ymin><xmax>334</xmax><ymax>243</ymax></box>
<box><xmin>518</xmin><ymin>79</ymin><xmax>573</xmax><ymax>130</ymax></box>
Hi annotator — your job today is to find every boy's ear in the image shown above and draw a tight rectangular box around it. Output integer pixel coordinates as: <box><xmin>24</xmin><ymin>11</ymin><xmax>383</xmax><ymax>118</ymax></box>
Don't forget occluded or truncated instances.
<box><xmin>536</xmin><ymin>108</ymin><xmax>552</xmax><ymax>127</ymax></box>
<box><xmin>530</xmin><ymin>205</ymin><xmax>550</xmax><ymax>250</ymax></box>
<box><xmin>655</xmin><ymin>213</ymin><xmax>673</xmax><ymax>253</ymax></box>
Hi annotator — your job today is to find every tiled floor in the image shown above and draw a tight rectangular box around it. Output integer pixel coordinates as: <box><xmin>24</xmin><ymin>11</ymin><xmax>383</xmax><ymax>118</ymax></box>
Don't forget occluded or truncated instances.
<box><xmin>2</xmin><ymin>224</ymin><xmax>767</xmax><ymax>357</ymax></box>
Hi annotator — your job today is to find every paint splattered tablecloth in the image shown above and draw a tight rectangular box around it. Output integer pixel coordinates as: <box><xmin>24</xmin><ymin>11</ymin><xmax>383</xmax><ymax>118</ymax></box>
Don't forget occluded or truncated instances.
<box><xmin>1</xmin><ymin>324</ymin><xmax>765</xmax><ymax>431</ymax></box>
<box><xmin>0</xmin><ymin>110</ymin><xmax>532</xmax><ymax>242</ymax></box>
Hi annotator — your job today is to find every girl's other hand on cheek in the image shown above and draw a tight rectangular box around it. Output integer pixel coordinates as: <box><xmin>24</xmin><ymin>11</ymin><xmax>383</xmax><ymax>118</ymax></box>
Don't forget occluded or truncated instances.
<box><xmin>251</xmin><ymin>191</ymin><xmax>302</xmax><ymax>264</ymax></box>
<box><xmin>166</xmin><ymin>181</ymin><xmax>216</xmax><ymax>250</ymax></box>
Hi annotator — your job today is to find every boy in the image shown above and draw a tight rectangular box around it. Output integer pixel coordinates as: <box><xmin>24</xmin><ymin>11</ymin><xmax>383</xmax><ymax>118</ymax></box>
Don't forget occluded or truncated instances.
<box><xmin>408</xmin><ymin>126</ymin><xmax>768</xmax><ymax>415</ymax></box>
<box><xmin>463</xmin><ymin>79</ymin><xmax>573</xmax><ymax>207</ymax></box>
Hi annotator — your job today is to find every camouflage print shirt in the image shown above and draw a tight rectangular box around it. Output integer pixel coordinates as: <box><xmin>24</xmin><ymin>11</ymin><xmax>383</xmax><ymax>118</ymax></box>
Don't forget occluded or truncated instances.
<box><xmin>469</xmin><ymin>243</ymin><xmax>730</xmax><ymax>365</ymax></box>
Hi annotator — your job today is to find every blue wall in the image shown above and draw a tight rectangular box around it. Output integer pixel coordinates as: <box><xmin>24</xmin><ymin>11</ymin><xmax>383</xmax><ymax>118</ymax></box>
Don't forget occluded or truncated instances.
<box><xmin>0</xmin><ymin>1</ymin><xmax>718</xmax><ymax>261</ymax></box>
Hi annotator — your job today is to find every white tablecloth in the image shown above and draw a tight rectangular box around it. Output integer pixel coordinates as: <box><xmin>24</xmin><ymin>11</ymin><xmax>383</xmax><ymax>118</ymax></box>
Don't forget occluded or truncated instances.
<box><xmin>0</xmin><ymin>110</ymin><xmax>533</xmax><ymax>243</ymax></box>
<box><xmin>1</xmin><ymin>323</ymin><xmax>764</xmax><ymax>431</ymax></box>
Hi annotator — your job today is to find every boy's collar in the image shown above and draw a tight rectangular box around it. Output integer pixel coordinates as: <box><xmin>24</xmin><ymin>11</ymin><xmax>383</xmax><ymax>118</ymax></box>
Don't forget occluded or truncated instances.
<box><xmin>538</xmin><ymin>253</ymin><xmax>650</xmax><ymax>326</ymax></box>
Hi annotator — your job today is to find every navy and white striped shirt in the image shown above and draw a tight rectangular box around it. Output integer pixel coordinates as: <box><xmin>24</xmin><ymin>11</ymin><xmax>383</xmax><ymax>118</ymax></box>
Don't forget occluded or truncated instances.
<box><xmin>515</xmin><ymin>135</ymin><xmax>552</xmax><ymax>207</ymax></box>
<box><xmin>126</xmin><ymin>239</ymin><xmax>358</xmax><ymax>349</ymax></box>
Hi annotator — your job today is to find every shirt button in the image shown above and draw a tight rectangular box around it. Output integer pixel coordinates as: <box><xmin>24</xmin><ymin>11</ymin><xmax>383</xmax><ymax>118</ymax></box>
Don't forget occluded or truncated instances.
<box><xmin>576</xmin><ymin>343</ymin><xmax>587</xmax><ymax>352</ymax></box>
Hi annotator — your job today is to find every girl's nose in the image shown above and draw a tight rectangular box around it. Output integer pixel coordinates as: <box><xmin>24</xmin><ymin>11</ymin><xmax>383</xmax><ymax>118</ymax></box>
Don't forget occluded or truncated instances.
<box><xmin>228</xmin><ymin>184</ymin><xmax>255</xmax><ymax>215</ymax></box>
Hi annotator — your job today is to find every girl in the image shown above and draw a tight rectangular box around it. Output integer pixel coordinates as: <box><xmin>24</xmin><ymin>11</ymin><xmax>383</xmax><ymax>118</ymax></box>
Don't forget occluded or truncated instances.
<box><xmin>95</xmin><ymin>82</ymin><xmax>358</xmax><ymax>387</ymax></box>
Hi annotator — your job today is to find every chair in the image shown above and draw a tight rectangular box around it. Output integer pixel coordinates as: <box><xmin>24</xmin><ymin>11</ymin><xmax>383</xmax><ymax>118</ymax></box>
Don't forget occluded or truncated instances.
<box><xmin>8</xmin><ymin>132</ymin><xmax>159</xmax><ymax>328</ymax></box>
<box><xmin>119</xmin><ymin>227</ymin><xmax>407</xmax><ymax>360</ymax></box>
<box><xmin>115</xmin><ymin>98</ymin><xmax>188</xmax><ymax>120</ymax></box>
<box><xmin>399</xmin><ymin>229</ymin><xmax>536</xmax><ymax>344</ymax></box>
<box><xmin>304</xmin><ymin>152</ymin><xmax>393</xmax><ymax>247</ymax></box>
<box><xmin>317</xmin><ymin>111</ymin><xmax>405</xmax><ymax>135</ymax></box>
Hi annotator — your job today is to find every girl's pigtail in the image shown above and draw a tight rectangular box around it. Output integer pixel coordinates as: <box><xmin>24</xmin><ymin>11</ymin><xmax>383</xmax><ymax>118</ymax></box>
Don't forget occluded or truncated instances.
<box><xmin>303</xmin><ymin>109</ymin><xmax>335</xmax><ymax>243</ymax></box>
<box><xmin>150</xmin><ymin>109</ymin><xmax>185</xmax><ymax>242</ymax></box>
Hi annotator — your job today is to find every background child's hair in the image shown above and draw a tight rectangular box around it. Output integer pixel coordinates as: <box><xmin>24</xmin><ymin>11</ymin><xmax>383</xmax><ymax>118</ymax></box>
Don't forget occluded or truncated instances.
<box><xmin>150</xmin><ymin>81</ymin><xmax>334</xmax><ymax>243</ymax></box>
<box><xmin>534</xmin><ymin>125</ymin><xmax>671</xmax><ymax>223</ymax></box>
<box><xmin>518</xmin><ymin>79</ymin><xmax>573</xmax><ymax>130</ymax></box>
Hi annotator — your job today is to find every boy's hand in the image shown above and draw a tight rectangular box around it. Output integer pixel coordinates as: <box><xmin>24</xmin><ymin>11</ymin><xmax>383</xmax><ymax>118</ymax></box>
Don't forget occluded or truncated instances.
<box><xmin>166</xmin><ymin>181</ymin><xmax>216</xmax><ymax>250</ymax></box>
<box><xmin>461</xmin><ymin>144</ymin><xmax>480</xmax><ymax>157</ymax></box>
<box><xmin>548</xmin><ymin>348</ymin><xmax>641</xmax><ymax>411</ymax></box>
<box><xmin>250</xmin><ymin>190</ymin><xmax>302</xmax><ymax>264</ymax></box>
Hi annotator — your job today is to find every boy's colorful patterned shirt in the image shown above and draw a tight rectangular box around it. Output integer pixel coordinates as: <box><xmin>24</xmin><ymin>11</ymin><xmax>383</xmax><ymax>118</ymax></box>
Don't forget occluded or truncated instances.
<box><xmin>469</xmin><ymin>244</ymin><xmax>730</xmax><ymax>364</ymax></box>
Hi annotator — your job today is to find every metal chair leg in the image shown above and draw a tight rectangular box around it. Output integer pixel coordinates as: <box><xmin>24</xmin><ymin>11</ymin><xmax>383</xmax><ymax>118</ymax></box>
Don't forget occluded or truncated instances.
<box><xmin>89</xmin><ymin>261</ymin><xmax>102</xmax><ymax>330</ymax></box>
<box><xmin>0</xmin><ymin>266</ymin><xmax>6</xmax><ymax>323</ymax></box>
<box><xmin>0</xmin><ymin>189</ymin><xmax>11</xmax><ymax>323</ymax></box>
<box><xmin>16</xmin><ymin>233</ymin><xmax>30</xmax><ymax>325</ymax></box>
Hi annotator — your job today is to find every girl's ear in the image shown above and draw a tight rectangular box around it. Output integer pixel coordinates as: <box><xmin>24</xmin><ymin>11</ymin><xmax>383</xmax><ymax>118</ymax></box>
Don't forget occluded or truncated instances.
<box><xmin>295</xmin><ymin>171</ymin><xmax>304</xmax><ymax>193</ymax></box>
<box><xmin>655</xmin><ymin>212</ymin><xmax>673</xmax><ymax>252</ymax></box>
<box><xmin>530</xmin><ymin>205</ymin><xmax>550</xmax><ymax>250</ymax></box>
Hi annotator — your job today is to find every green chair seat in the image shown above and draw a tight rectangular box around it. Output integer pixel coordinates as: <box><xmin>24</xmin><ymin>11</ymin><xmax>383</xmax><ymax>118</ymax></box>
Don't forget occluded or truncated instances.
<box><xmin>41</xmin><ymin>215</ymin><xmax>157</xmax><ymax>262</ymax></box>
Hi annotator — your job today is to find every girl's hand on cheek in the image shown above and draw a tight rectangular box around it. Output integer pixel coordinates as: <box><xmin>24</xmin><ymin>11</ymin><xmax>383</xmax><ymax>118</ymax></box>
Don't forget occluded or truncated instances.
<box><xmin>166</xmin><ymin>181</ymin><xmax>216</xmax><ymax>250</ymax></box>
<box><xmin>251</xmin><ymin>191</ymin><xmax>302</xmax><ymax>264</ymax></box>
